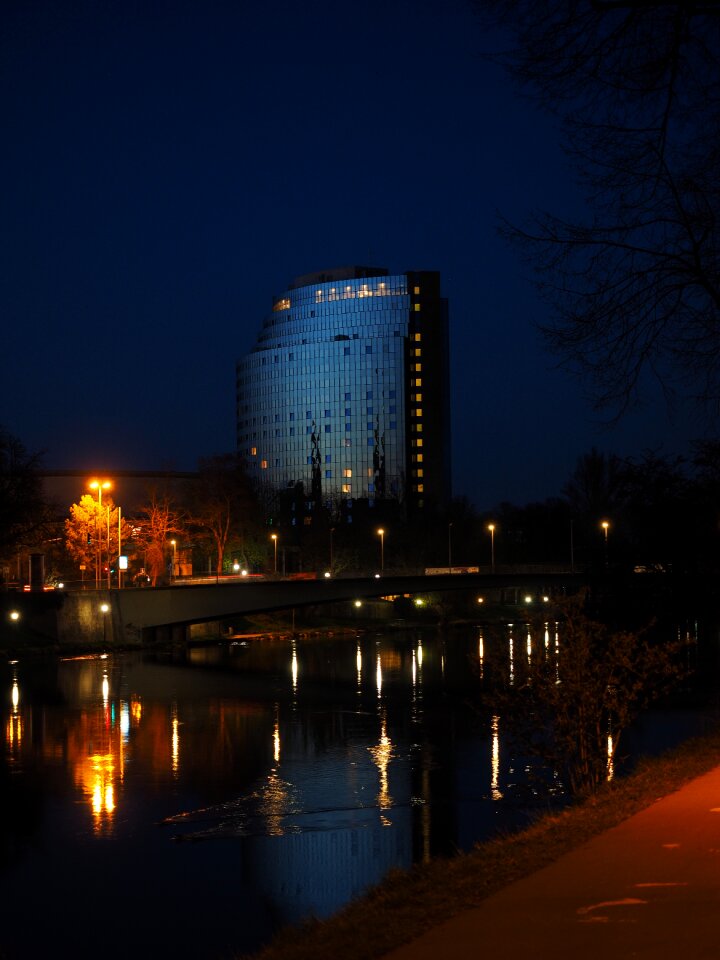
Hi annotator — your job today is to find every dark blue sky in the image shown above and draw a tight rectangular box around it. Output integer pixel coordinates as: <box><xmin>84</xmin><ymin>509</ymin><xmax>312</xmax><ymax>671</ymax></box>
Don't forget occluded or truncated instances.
<box><xmin>0</xmin><ymin>0</ymin><xmax>695</xmax><ymax>508</ymax></box>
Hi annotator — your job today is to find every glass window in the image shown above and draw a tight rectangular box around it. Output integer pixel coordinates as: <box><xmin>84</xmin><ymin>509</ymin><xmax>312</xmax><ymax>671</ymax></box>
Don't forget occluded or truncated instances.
<box><xmin>345</xmin><ymin>392</ymin><xmax>351</xmax><ymax>400</ymax></box>
<box><xmin>343</xmin><ymin>468</ymin><xmax>352</xmax><ymax>477</ymax></box>
<box><xmin>324</xmin><ymin>424</ymin><xmax>331</xmax><ymax>433</ymax></box>
<box><xmin>325</xmin><ymin>454</ymin><xmax>332</xmax><ymax>462</ymax></box>
<box><xmin>324</xmin><ymin>409</ymin><xmax>331</xmax><ymax>417</ymax></box>
<box><xmin>414</xmin><ymin>303</ymin><xmax>421</xmax><ymax>312</ymax></box>
<box><xmin>342</xmin><ymin>484</ymin><xmax>351</xmax><ymax>493</ymax></box>
<box><xmin>325</xmin><ymin>470</ymin><xmax>332</xmax><ymax>478</ymax></box>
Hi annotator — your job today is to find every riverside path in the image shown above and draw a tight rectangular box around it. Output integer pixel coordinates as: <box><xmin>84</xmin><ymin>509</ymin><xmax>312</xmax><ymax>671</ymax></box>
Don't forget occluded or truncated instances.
<box><xmin>382</xmin><ymin>764</ymin><xmax>720</xmax><ymax>960</ymax></box>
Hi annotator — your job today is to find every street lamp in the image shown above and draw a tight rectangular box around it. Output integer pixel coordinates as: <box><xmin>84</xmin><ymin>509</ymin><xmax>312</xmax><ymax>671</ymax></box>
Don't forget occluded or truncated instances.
<box><xmin>271</xmin><ymin>533</ymin><xmax>278</xmax><ymax>574</ymax></box>
<box><xmin>601</xmin><ymin>520</ymin><xmax>610</xmax><ymax>568</ymax></box>
<box><xmin>171</xmin><ymin>540</ymin><xmax>177</xmax><ymax>582</ymax></box>
<box><xmin>377</xmin><ymin>528</ymin><xmax>385</xmax><ymax>572</ymax></box>
<box><xmin>89</xmin><ymin>479</ymin><xmax>111</xmax><ymax>589</ymax></box>
<box><xmin>487</xmin><ymin>523</ymin><xmax>495</xmax><ymax>574</ymax></box>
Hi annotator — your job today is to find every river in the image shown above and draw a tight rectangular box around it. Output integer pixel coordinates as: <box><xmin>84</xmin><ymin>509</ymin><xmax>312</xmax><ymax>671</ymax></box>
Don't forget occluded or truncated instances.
<box><xmin>0</xmin><ymin>623</ymin><xmax>713</xmax><ymax>960</ymax></box>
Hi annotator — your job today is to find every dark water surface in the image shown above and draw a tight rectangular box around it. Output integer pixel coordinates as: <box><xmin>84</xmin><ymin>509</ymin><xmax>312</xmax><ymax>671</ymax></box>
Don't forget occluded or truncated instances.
<box><xmin>0</xmin><ymin>626</ymin><xmax>714</xmax><ymax>960</ymax></box>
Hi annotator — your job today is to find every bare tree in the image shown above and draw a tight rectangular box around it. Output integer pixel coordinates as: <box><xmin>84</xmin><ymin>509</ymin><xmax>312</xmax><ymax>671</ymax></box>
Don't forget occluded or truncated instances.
<box><xmin>134</xmin><ymin>487</ymin><xmax>184</xmax><ymax>586</ymax></box>
<box><xmin>477</xmin><ymin>2</ymin><xmax>720</xmax><ymax>419</ymax></box>
<box><xmin>192</xmin><ymin>454</ymin><xmax>260</xmax><ymax>575</ymax></box>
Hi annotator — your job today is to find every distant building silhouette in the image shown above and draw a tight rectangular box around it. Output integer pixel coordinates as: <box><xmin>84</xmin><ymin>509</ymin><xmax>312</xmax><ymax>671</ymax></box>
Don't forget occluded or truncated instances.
<box><xmin>236</xmin><ymin>267</ymin><xmax>451</xmax><ymax>522</ymax></box>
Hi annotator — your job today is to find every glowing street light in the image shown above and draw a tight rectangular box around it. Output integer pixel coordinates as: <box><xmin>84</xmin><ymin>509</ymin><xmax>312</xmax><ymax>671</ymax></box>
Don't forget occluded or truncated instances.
<box><xmin>271</xmin><ymin>533</ymin><xmax>278</xmax><ymax>574</ymax></box>
<box><xmin>89</xmin><ymin>479</ymin><xmax>111</xmax><ymax>589</ymax></box>
<box><xmin>171</xmin><ymin>540</ymin><xmax>177</xmax><ymax>582</ymax></box>
<box><xmin>377</xmin><ymin>528</ymin><xmax>385</xmax><ymax>572</ymax></box>
<box><xmin>487</xmin><ymin>523</ymin><xmax>496</xmax><ymax>574</ymax></box>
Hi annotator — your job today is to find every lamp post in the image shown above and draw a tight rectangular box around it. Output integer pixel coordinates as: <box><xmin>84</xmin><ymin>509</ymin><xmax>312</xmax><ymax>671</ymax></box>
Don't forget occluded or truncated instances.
<box><xmin>89</xmin><ymin>480</ymin><xmax>111</xmax><ymax>589</ymax></box>
<box><xmin>601</xmin><ymin>520</ymin><xmax>610</xmax><ymax>569</ymax></box>
<box><xmin>271</xmin><ymin>533</ymin><xmax>278</xmax><ymax>574</ymax></box>
<box><xmin>171</xmin><ymin>540</ymin><xmax>177</xmax><ymax>582</ymax></box>
<box><xmin>377</xmin><ymin>528</ymin><xmax>385</xmax><ymax>572</ymax></box>
<box><xmin>487</xmin><ymin>523</ymin><xmax>495</xmax><ymax>574</ymax></box>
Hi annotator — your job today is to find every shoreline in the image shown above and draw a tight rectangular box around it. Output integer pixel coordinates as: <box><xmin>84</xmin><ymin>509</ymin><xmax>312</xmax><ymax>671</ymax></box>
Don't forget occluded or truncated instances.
<box><xmin>241</xmin><ymin>722</ymin><xmax>720</xmax><ymax>960</ymax></box>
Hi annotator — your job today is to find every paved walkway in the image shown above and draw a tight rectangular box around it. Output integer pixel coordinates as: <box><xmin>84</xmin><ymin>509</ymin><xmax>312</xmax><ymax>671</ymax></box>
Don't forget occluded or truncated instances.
<box><xmin>383</xmin><ymin>765</ymin><xmax>720</xmax><ymax>960</ymax></box>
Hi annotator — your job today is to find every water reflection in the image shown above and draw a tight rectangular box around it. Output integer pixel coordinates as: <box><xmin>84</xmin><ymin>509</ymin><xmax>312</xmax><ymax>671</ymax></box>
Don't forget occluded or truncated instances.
<box><xmin>0</xmin><ymin>622</ymin><xmax>707</xmax><ymax>960</ymax></box>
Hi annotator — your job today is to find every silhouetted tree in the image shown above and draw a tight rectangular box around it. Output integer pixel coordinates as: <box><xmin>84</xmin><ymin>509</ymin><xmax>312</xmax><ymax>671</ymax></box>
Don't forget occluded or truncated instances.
<box><xmin>477</xmin><ymin>2</ymin><xmax>720</xmax><ymax>419</ymax></box>
<box><xmin>0</xmin><ymin>427</ymin><xmax>48</xmax><ymax>567</ymax></box>
<box><xmin>191</xmin><ymin>454</ymin><xmax>262</xmax><ymax>574</ymax></box>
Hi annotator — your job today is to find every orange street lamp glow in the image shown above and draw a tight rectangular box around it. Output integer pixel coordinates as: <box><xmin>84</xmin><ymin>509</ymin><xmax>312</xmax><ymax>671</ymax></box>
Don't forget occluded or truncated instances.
<box><xmin>270</xmin><ymin>533</ymin><xmax>278</xmax><ymax>573</ymax></box>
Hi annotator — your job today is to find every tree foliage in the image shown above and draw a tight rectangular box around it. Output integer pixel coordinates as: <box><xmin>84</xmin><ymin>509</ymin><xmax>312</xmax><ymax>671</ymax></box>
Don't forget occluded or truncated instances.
<box><xmin>64</xmin><ymin>494</ymin><xmax>132</xmax><ymax>582</ymax></box>
<box><xmin>478</xmin><ymin>1</ymin><xmax>720</xmax><ymax>418</ymax></box>
<box><xmin>485</xmin><ymin>592</ymin><xmax>689</xmax><ymax>797</ymax></box>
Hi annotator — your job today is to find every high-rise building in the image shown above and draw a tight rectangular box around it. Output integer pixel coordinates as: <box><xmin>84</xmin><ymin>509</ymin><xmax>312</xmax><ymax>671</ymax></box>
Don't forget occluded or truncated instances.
<box><xmin>236</xmin><ymin>266</ymin><xmax>450</xmax><ymax>518</ymax></box>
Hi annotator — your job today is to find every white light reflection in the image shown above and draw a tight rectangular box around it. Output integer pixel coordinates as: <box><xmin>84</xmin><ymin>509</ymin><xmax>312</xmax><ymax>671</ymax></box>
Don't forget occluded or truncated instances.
<box><xmin>273</xmin><ymin>716</ymin><xmax>281</xmax><ymax>764</ymax></box>
<box><xmin>120</xmin><ymin>702</ymin><xmax>130</xmax><ymax>740</ymax></box>
<box><xmin>417</xmin><ymin>642</ymin><xmax>423</xmax><ymax>669</ymax></box>
<box><xmin>526</xmin><ymin>628</ymin><xmax>532</xmax><ymax>664</ymax></box>
<box><xmin>607</xmin><ymin>732</ymin><xmax>614</xmax><ymax>781</ymax></box>
<box><xmin>102</xmin><ymin>671</ymin><xmax>109</xmax><ymax>705</ymax></box>
<box><xmin>356</xmin><ymin>642</ymin><xmax>362</xmax><ymax>690</ymax></box>
<box><xmin>412</xmin><ymin>650</ymin><xmax>417</xmax><ymax>687</ymax></box>
<box><xmin>376</xmin><ymin>653</ymin><xmax>383</xmax><ymax>697</ymax></box>
<box><xmin>491</xmin><ymin>715</ymin><xmax>503</xmax><ymax>800</ymax></box>
<box><xmin>11</xmin><ymin>677</ymin><xmax>19</xmax><ymax>711</ymax></box>
<box><xmin>544</xmin><ymin>623</ymin><xmax>550</xmax><ymax>654</ymax></box>
<box><xmin>478</xmin><ymin>630</ymin><xmax>484</xmax><ymax>679</ymax></box>
<box><xmin>291</xmin><ymin>639</ymin><xmax>298</xmax><ymax>693</ymax></box>
<box><xmin>508</xmin><ymin>628</ymin><xmax>515</xmax><ymax>685</ymax></box>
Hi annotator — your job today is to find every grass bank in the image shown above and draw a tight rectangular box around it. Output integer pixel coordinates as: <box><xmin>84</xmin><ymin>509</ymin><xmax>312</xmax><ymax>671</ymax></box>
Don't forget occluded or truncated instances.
<box><xmin>242</xmin><ymin>723</ymin><xmax>720</xmax><ymax>960</ymax></box>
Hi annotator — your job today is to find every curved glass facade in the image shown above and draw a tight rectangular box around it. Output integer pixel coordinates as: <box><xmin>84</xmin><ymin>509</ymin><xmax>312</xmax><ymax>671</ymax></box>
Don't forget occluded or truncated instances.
<box><xmin>236</xmin><ymin>267</ymin><xmax>450</xmax><ymax>512</ymax></box>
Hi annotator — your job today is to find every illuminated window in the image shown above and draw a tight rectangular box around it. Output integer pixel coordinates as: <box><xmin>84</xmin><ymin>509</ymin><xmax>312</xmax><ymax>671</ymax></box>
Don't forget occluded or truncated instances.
<box><xmin>343</xmin><ymin>468</ymin><xmax>352</xmax><ymax>477</ymax></box>
<box><xmin>315</xmin><ymin>289</ymin><xmax>323</xmax><ymax>303</ymax></box>
<box><xmin>415</xmin><ymin>348</ymin><xmax>422</xmax><ymax>357</ymax></box>
<box><xmin>261</xmin><ymin>460</ymin><xmax>268</xmax><ymax>469</ymax></box>
<box><xmin>251</xmin><ymin>446</ymin><xmax>257</xmax><ymax>456</ymax></box>
<box><xmin>367</xmin><ymin>467</ymin><xmax>373</xmax><ymax>477</ymax></box>
<box><xmin>416</xmin><ymin>438</ymin><xmax>424</xmax><ymax>447</ymax></box>
<box><xmin>415</xmin><ymin>393</ymin><xmax>423</xmax><ymax>402</ymax></box>
<box><xmin>417</xmin><ymin>469</ymin><xmax>424</xmax><ymax>478</ymax></box>
<box><xmin>342</xmin><ymin>484</ymin><xmax>351</xmax><ymax>493</ymax></box>
<box><xmin>416</xmin><ymin>408</ymin><xmax>423</xmax><ymax>418</ymax></box>
<box><xmin>414</xmin><ymin>332</ymin><xmax>422</xmax><ymax>341</ymax></box>
<box><xmin>416</xmin><ymin>423</ymin><xmax>423</xmax><ymax>432</ymax></box>
<box><xmin>414</xmin><ymin>364</ymin><xmax>422</xmax><ymax>372</ymax></box>
<box><xmin>414</xmin><ymin>303</ymin><xmax>421</xmax><ymax>312</ymax></box>
<box><xmin>413</xmin><ymin>286</ymin><xmax>420</xmax><ymax>295</ymax></box>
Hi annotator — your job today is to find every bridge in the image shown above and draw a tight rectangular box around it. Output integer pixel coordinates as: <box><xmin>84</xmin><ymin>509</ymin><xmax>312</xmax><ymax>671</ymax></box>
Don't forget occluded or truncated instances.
<box><xmin>88</xmin><ymin>568</ymin><xmax>584</xmax><ymax>645</ymax></box>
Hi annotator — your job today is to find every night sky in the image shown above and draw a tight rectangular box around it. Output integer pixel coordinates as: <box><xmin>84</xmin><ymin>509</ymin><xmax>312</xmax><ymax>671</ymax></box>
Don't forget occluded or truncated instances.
<box><xmin>0</xmin><ymin>0</ymin><xmax>696</xmax><ymax>509</ymax></box>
